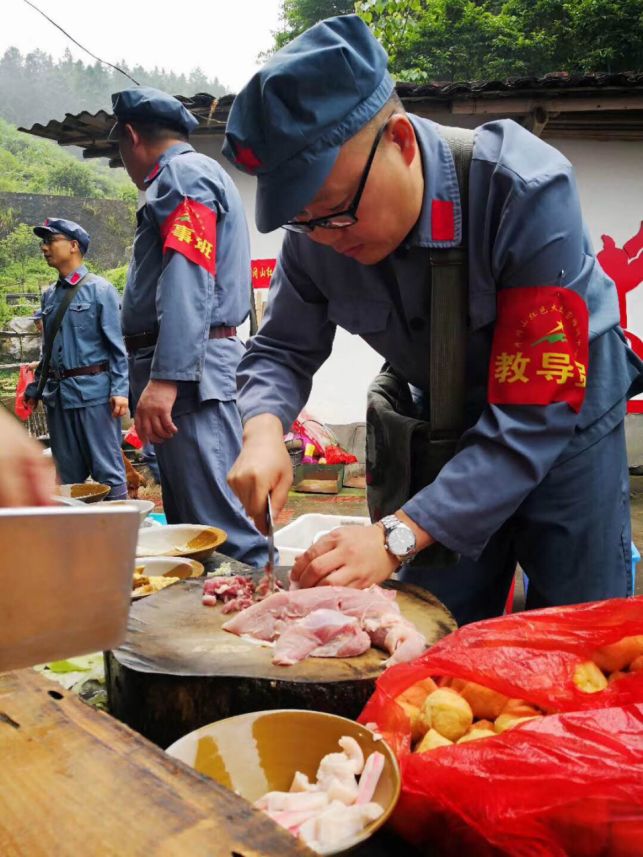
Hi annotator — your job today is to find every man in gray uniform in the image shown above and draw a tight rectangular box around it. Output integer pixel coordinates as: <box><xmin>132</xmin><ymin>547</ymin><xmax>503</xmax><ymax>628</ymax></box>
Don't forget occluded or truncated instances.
<box><xmin>25</xmin><ymin>218</ymin><xmax>129</xmax><ymax>499</ymax></box>
<box><xmin>111</xmin><ymin>86</ymin><xmax>267</xmax><ymax>566</ymax></box>
<box><xmin>223</xmin><ymin>15</ymin><xmax>642</xmax><ymax>624</ymax></box>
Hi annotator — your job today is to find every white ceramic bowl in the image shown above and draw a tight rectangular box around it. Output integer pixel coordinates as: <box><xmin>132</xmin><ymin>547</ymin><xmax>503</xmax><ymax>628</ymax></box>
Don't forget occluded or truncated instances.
<box><xmin>91</xmin><ymin>498</ymin><xmax>155</xmax><ymax>523</ymax></box>
<box><xmin>136</xmin><ymin>523</ymin><xmax>226</xmax><ymax>561</ymax></box>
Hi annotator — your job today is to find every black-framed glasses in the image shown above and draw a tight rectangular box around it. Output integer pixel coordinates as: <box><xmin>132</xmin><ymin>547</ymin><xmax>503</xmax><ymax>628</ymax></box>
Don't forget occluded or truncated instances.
<box><xmin>283</xmin><ymin>117</ymin><xmax>391</xmax><ymax>233</ymax></box>
<box><xmin>39</xmin><ymin>235</ymin><xmax>69</xmax><ymax>246</ymax></box>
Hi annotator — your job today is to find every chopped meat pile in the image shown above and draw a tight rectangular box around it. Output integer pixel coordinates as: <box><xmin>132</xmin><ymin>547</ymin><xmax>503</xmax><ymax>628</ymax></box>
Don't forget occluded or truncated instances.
<box><xmin>220</xmin><ymin>584</ymin><xmax>427</xmax><ymax>667</ymax></box>
<box><xmin>256</xmin><ymin>735</ymin><xmax>386</xmax><ymax>853</ymax></box>
<box><xmin>202</xmin><ymin>574</ymin><xmax>284</xmax><ymax>614</ymax></box>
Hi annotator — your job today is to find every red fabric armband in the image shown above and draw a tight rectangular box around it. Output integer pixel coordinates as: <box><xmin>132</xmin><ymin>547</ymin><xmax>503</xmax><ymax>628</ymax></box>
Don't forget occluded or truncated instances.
<box><xmin>488</xmin><ymin>286</ymin><xmax>589</xmax><ymax>413</ymax></box>
<box><xmin>161</xmin><ymin>198</ymin><xmax>216</xmax><ymax>275</ymax></box>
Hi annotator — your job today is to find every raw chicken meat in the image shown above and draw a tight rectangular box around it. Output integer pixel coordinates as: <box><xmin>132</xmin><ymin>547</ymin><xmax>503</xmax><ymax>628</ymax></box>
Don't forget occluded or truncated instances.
<box><xmin>299</xmin><ymin>800</ymin><xmax>383</xmax><ymax>852</ymax></box>
<box><xmin>222</xmin><ymin>585</ymin><xmax>426</xmax><ymax>667</ymax></box>
<box><xmin>201</xmin><ymin>573</ymin><xmax>284</xmax><ymax>611</ymax></box>
<box><xmin>255</xmin><ymin>736</ymin><xmax>386</xmax><ymax>854</ymax></box>
<box><xmin>273</xmin><ymin>609</ymin><xmax>372</xmax><ymax>665</ymax></box>
<box><xmin>202</xmin><ymin>575</ymin><xmax>254</xmax><ymax>609</ymax></box>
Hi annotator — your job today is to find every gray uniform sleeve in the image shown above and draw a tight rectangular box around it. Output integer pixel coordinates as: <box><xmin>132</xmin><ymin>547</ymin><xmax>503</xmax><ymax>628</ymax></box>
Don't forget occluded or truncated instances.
<box><xmin>98</xmin><ymin>282</ymin><xmax>129</xmax><ymax>399</ymax></box>
<box><xmin>403</xmin><ymin>165</ymin><xmax>596</xmax><ymax>559</ymax></box>
<box><xmin>236</xmin><ymin>242</ymin><xmax>337</xmax><ymax>431</ymax></box>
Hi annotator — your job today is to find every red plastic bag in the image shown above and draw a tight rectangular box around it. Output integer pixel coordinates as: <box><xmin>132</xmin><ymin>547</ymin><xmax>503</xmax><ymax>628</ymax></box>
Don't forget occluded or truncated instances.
<box><xmin>359</xmin><ymin>597</ymin><xmax>643</xmax><ymax>855</ymax></box>
<box><xmin>14</xmin><ymin>364</ymin><xmax>35</xmax><ymax>421</ymax></box>
<box><xmin>324</xmin><ymin>445</ymin><xmax>358</xmax><ymax>465</ymax></box>
<box><xmin>123</xmin><ymin>425</ymin><xmax>143</xmax><ymax>449</ymax></box>
<box><xmin>389</xmin><ymin>705</ymin><xmax>643</xmax><ymax>857</ymax></box>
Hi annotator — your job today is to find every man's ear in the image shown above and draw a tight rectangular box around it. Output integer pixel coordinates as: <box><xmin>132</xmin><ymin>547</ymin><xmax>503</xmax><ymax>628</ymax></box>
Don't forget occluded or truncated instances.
<box><xmin>388</xmin><ymin>114</ymin><xmax>417</xmax><ymax>166</ymax></box>
<box><xmin>123</xmin><ymin>122</ymin><xmax>140</xmax><ymax>148</ymax></box>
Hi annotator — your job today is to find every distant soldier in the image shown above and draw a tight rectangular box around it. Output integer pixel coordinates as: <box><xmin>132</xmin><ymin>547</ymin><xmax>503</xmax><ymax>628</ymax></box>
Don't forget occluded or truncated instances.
<box><xmin>110</xmin><ymin>87</ymin><xmax>267</xmax><ymax>565</ymax></box>
<box><xmin>25</xmin><ymin>218</ymin><xmax>129</xmax><ymax>499</ymax></box>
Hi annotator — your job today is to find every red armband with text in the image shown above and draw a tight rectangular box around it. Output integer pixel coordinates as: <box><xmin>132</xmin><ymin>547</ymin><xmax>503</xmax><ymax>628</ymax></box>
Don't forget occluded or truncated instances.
<box><xmin>488</xmin><ymin>286</ymin><xmax>589</xmax><ymax>413</ymax></box>
<box><xmin>161</xmin><ymin>198</ymin><xmax>216</xmax><ymax>275</ymax></box>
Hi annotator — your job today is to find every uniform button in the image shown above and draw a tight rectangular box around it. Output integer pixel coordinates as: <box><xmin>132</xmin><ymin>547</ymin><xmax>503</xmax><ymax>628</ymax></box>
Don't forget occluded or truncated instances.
<box><xmin>410</xmin><ymin>317</ymin><xmax>425</xmax><ymax>332</ymax></box>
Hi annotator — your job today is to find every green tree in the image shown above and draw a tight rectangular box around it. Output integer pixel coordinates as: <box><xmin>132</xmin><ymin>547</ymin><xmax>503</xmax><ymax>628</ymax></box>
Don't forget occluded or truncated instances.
<box><xmin>271</xmin><ymin>0</ymin><xmax>642</xmax><ymax>81</ymax></box>
<box><xmin>564</xmin><ymin>0</ymin><xmax>643</xmax><ymax>73</ymax></box>
<box><xmin>0</xmin><ymin>117</ymin><xmax>133</xmax><ymax>200</ymax></box>
<box><xmin>270</xmin><ymin>0</ymin><xmax>356</xmax><ymax>52</ymax></box>
<box><xmin>49</xmin><ymin>160</ymin><xmax>108</xmax><ymax>198</ymax></box>
<box><xmin>0</xmin><ymin>48</ymin><xmax>227</xmax><ymax>129</ymax></box>
<box><xmin>0</xmin><ymin>224</ymin><xmax>48</xmax><ymax>286</ymax></box>
<box><xmin>356</xmin><ymin>0</ymin><xmax>424</xmax><ymax>66</ymax></box>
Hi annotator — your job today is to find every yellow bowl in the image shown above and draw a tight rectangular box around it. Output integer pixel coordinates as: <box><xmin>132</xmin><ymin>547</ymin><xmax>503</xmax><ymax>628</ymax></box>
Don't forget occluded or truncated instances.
<box><xmin>136</xmin><ymin>523</ymin><xmax>227</xmax><ymax>561</ymax></box>
<box><xmin>165</xmin><ymin>709</ymin><xmax>401</xmax><ymax>855</ymax></box>
<box><xmin>57</xmin><ymin>483</ymin><xmax>111</xmax><ymax>503</ymax></box>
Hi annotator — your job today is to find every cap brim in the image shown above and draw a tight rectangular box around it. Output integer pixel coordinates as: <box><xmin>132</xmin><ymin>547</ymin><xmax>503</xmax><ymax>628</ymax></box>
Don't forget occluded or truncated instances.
<box><xmin>254</xmin><ymin>143</ymin><xmax>341</xmax><ymax>234</ymax></box>
<box><xmin>33</xmin><ymin>226</ymin><xmax>57</xmax><ymax>239</ymax></box>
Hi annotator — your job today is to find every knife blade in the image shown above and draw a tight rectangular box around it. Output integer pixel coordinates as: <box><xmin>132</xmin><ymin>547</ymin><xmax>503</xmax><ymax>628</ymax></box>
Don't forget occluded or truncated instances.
<box><xmin>265</xmin><ymin>494</ymin><xmax>276</xmax><ymax>592</ymax></box>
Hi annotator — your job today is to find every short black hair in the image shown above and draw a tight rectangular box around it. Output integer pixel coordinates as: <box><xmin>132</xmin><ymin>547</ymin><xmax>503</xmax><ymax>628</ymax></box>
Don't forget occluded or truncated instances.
<box><xmin>116</xmin><ymin>120</ymin><xmax>189</xmax><ymax>144</ymax></box>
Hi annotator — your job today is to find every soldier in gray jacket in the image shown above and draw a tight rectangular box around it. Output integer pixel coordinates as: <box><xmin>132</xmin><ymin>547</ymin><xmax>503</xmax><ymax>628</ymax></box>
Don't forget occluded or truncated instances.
<box><xmin>26</xmin><ymin>218</ymin><xmax>128</xmax><ymax>499</ymax></box>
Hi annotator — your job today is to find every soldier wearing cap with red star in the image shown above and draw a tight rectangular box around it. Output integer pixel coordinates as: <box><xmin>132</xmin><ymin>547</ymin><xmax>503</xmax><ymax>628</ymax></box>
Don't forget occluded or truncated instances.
<box><xmin>224</xmin><ymin>15</ymin><xmax>643</xmax><ymax>623</ymax></box>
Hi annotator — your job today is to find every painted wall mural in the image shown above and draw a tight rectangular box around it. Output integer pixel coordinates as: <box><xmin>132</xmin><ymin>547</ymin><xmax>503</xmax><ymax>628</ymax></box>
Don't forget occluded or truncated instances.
<box><xmin>597</xmin><ymin>222</ymin><xmax>643</xmax><ymax>413</ymax></box>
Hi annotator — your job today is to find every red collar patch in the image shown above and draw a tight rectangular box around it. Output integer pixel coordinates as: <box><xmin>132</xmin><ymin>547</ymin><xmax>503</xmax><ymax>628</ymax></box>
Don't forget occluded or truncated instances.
<box><xmin>431</xmin><ymin>199</ymin><xmax>455</xmax><ymax>242</ymax></box>
<box><xmin>68</xmin><ymin>272</ymin><xmax>81</xmax><ymax>285</ymax></box>
<box><xmin>145</xmin><ymin>162</ymin><xmax>161</xmax><ymax>183</ymax></box>
<box><xmin>235</xmin><ymin>146</ymin><xmax>261</xmax><ymax>172</ymax></box>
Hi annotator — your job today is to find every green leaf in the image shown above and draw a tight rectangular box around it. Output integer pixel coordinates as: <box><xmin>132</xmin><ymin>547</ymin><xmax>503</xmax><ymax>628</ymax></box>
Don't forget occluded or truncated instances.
<box><xmin>47</xmin><ymin>659</ymin><xmax>92</xmax><ymax>674</ymax></box>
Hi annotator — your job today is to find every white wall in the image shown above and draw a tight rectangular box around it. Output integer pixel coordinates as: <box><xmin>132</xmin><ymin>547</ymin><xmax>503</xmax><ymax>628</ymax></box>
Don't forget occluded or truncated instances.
<box><xmin>200</xmin><ymin>132</ymin><xmax>643</xmax><ymax>427</ymax></box>
<box><xmin>548</xmin><ymin>138</ymin><xmax>643</xmax><ymax>255</ymax></box>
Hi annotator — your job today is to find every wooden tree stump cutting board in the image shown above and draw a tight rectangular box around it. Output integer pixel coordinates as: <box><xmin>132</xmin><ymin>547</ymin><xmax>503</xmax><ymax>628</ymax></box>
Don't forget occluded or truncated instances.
<box><xmin>106</xmin><ymin>573</ymin><xmax>456</xmax><ymax>748</ymax></box>
<box><xmin>0</xmin><ymin>669</ymin><xmax>314</xmax><ymax>857</ymax></box>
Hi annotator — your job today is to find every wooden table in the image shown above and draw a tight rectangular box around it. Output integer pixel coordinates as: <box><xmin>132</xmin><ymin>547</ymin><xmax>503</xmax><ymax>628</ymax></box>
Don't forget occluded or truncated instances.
<box><xmin>0</xmin><ymin>670</ymin><xmax>427</xmax><ymax>857</ymax></box>
<box><xmin>0</xmin><ymin>669</ymin><xmax>314</xmax><ymax>857</ymax></box>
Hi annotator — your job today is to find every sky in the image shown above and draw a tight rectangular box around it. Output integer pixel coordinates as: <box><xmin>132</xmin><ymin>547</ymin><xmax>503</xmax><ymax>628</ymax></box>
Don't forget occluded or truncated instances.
<box><xmin>2</xmin><ymin>0</ymin><xmax>284</xmax><ymax>92</ymax></box>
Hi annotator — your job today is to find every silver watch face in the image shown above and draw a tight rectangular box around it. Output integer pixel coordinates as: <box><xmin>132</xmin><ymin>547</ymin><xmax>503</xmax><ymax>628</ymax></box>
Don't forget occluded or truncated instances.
<box><xmin>387</xmin><ymin>524</ymin><xmax>415</xmax><ymax>558</ymax></box>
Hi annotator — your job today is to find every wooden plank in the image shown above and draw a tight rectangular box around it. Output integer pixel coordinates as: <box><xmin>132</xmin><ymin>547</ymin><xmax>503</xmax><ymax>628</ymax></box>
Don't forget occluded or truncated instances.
<box><xmin>450</xmin><ymin>94</ymin><xmax>643</xmax><ymax>115</ymax></box>
<box><xmin>106</xmin><ymin>573</ymin><xmax>456</xmax><ymax>747</ymax></box>
<box><xmin>0</xmin><ymin>669</ymin><xmax>313</xmax><ymax>857</ymax></box>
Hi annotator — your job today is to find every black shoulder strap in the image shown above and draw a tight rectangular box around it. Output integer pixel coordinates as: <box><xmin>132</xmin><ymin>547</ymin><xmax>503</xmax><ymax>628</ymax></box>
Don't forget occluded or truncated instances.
<box><xmin>34</xmin><ymin>275</ymin><xmax>88</xmax><ymax>399</ymax></box>
<box><xmin>429</xmin><ymin>125</ymin><xmax>475</xmax><ymax>435</ymax></box>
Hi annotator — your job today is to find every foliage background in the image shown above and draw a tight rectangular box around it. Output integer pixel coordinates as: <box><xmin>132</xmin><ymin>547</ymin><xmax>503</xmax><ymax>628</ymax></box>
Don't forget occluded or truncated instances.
<box><xmin>269</xmin><ymin>0</ymin><xmax>642</xmax><ymax>81</ymax></box>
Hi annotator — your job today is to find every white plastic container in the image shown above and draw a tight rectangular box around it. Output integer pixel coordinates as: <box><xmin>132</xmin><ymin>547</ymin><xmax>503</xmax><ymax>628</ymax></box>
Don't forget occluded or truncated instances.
<box><xmin>275</xmin><ymin>513</ymin><xmax>370</xmax><ymax>566</ymax></box>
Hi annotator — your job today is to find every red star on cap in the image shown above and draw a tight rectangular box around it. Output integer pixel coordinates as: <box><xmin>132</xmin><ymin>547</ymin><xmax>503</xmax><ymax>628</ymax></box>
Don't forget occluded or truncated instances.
<box><xmin>235</xmin><ymin>146</ymin><xmax>262</xmax><ymax>172</ymax></box>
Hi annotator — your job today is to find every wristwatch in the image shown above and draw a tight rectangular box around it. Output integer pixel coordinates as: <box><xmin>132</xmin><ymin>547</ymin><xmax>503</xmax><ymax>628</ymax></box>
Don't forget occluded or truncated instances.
<box><xmin>378</xmin><ymin>515</ymin><xmax>416</xmax><ymax>562</ymax></box>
